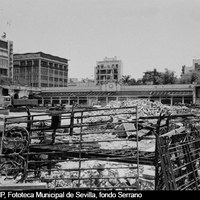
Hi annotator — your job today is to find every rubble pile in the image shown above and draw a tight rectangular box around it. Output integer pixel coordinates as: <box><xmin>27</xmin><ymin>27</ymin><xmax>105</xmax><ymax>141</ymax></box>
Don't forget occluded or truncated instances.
<box><xmin>32</xmin><ymin>161</ymin><xmax>154</xmax><ymax>190</ymax></box>
<box><xmin>106</xmin><ymin>99</ymin><xmax>190</xmax><ymax>116</ymax></box>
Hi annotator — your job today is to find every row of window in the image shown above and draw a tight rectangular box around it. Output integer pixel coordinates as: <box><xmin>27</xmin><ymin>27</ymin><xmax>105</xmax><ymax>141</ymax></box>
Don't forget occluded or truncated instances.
<box><xmin>41</xmin><ymin>60</ymin><xmax>68</xmax><ymax>70</ymax></box>
<box><xmin>41</xmin><ymin>75</ymin><xmax>67</xmax><ymax>81</ymax></box>
<box><xmin>17</xmin><ymin>60</ymin><xmax>68</xmax><ymax>71</ymax></box>
<box><xmin>96</xmin><ymin>69</ymin><xmax>118</xmax><ymax>74</ymax></box>
<box><xmin>0</xmin><ymin>68</ymin><xmax>8</xmax><ymax>76</ymax></box>
<box><xmin>14</xmin><ymin>67</ymin><xmax>67</xmax><ymax>75</ymax></box>
<box><xmin>97</xmin><ymin>64</ymin><xmax>119</xmax><ymax>69</ymax></box>
<box><xmin>0</xmin><ymin>59</ymin><xmax>8</xmax><ymax>68</ymax></box>
<box><xmin>0</xmin><ymin>49</ymin><xmax>8</xmax><ymax>57</ymax></box>
<box><xmin>96</xmin><ymin>75</ymin><xmax>118</xmax><ymax>80</ymax></box>
<box><xmin>41</xmin><ymin>68</ymin><xmax>67</xmax><ymax>76</ymax></box>
<box><xmin>41</xmin><ymin>83</ymin><xmax>67</xmax><ymax>87</ymax></box>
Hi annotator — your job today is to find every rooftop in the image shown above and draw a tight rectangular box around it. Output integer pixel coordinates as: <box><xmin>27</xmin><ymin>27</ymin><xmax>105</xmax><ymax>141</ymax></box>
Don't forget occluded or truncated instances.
<box><xmin>14</xmin><ymin>52</ymin><xmax>69</xmax><ymax>63</ymax></box>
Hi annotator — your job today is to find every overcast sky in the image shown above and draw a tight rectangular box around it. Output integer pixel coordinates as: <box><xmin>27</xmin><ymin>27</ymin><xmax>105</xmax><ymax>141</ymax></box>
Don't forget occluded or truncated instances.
<box><xmin>1</xmin><ymin>0</ymin><xmax>200</xmax><ymax>80</ymax></box>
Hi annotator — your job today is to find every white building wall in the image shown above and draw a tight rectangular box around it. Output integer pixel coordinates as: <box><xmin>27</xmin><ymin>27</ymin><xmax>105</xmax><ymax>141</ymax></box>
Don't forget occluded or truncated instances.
<box><xmin>95</xmin><ymin>57</ymin><xmax>122</xmax><ymax>84</ymax></box>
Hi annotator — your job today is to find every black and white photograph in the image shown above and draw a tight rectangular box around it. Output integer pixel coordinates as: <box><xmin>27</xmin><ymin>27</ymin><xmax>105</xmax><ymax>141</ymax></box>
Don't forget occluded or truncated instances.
<box><xmin>0</xmin><ymin>0</ymin><xmax>200</xmax><ymax>196</ymax></box>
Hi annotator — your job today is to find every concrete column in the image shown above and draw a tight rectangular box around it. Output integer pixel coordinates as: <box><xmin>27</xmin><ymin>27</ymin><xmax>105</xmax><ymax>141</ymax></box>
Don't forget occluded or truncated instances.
<box><xmin>193</xmin><ymin>86</ymin><xmax>196</xmax><ymax>104</ymax></box>
<box><xmin>47</xmin><ymin>63</ymin><xmax>49</xmax><ymax>87</ymax></box>
<box><xmin>106</xmin><ymin>96</ymin><xmax>108</xmax><ymax>105</ymax></box>
<box><xmin>38</xmin><ymin>59</ymin><xmax>41</xmax><ymax>88</ymax></box>
<box><xmin>86</xmin><ymin>97</ymin><xmax>89</xmax><ymax>105</ymax></box>
<box><xmin>31</xmin><ymin>60</ymin><xmax>34</xmax><ymax>87</ymax></box>
<box><xmin>77</xmin><ymin>96</ymin><xmax>79</xmax><ymax>105</ymax></box>
<box><xmin>170</xmin><ymin>96</ymin><xmax>173</xmax><ymax>106</ymax></box>
<box><xmin>182</xmin><ymin>96</ymin><xmax>184</xmax><ymax>104</ymax></box>
<box><xmin>41</xmin><ymin>98</ymin><xmax>44</xmax><ymax>106</ymax></box>
<box><xmin>63</xmin><ymin>68</ymin><xmax>65</xmax><ymax>87</ymax></box>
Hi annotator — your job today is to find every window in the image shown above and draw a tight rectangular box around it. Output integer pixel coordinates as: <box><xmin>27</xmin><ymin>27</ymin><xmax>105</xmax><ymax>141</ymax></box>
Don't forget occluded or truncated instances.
<box><xmin>0</xmin><ymin>49</ymin><xmax>8</xmax><ymax>57</ymax></box>
<box><xmin>59</xmin><ymin>65</ymin><xmax>63</xmax><ymax>70</ymax></box>
<box><xmin>59</xmin><ymin>71</ymin><xmax>63</xmax><ymax>75</ymax></box>
<box><xmin>41</xmin><ymin>67</ymin><xmax>48</xmax><ymax>75</ymax></box>
<box><xmin>41</xmin><ymin>83</ymin><xmax>48</xmax><ymax>87</ymax></box>
<box><xmin>0</xmin><ymin>68</ymin><xmax>8</xmax><ymax>76</ymax></box>
<box><xmin>41</xmin><ymin>75</ymin><xmax>48</xmax><ymax>80</ymax></box>
<box><xmin>0</xmin><ymin>59</ymin><xmax>8</xmax><ymax>67</ymax></box>
<box><xmin>49</xmin><ymin>69</ymin><xmax>53</xmax><ymax>74</ymax></box>
<box><xmin>41</xmin><ymin>61</ymin><xmax>48</xmax><ymax>67</ymax></box>
<box><xmin>27</xmin><ymin>60</ymin><xmax>32</xmax><ymax>66</ymax></box>
<box><xmin>20</xmin><ymin>61</ymin><xmax>25</xmax><ymax>66</ymax></box>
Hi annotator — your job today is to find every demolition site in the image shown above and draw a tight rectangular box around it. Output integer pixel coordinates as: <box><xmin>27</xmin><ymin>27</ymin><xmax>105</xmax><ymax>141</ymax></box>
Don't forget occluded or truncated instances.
<box><xmin>0</xmin><ymin>96</ymin><xmax>200</xmax><ymax>191</ymax></box>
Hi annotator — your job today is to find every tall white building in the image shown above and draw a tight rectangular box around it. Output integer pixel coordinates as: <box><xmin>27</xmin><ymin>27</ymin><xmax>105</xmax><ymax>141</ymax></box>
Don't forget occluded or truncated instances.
<box><xmin>95</xmin><ymin>57</ymin><xmax>122</xmax><ymax>85</ymax></box>
<box><xmin>0</xmin><ymin>39</ymin><xmax>13</xmax><ymax>81</ymax></box>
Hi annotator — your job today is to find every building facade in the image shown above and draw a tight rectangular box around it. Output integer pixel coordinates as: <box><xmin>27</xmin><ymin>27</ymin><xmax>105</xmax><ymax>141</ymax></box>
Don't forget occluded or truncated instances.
<box><xmin>13</xmin><ymin>52</ymin><xmax>69</xmax><ymax>88</ymax></box>
<box><xmin>38</xmin><ymin>84</ymin><xmax>194</xmax><ymax>106</ymax></box>
<box><xmin>0</xmin><ymin>39</ymin><xmax>13</xmax><ymax>81</ymax></box>
<box><xmin>95</xmin><ymin>57</ymin><xmax>122</xmax><ymax>85</ymax></box>
<box><xmin>193</xmin><ymin>59</ymin><xmax>200</xmax><ymax>72</ymax></box>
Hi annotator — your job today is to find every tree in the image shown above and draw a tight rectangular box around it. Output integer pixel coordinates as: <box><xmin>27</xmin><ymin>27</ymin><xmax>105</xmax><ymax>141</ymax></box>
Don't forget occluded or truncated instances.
<box><xmin>190</xmin><ymin>72</ymin><xmax>200</xmax><ymax>84</ymax></box>
<box><xmin>162</xmin><ymin>68</ymin><xmax>177</xmax><ymax>84</ymax></box>
<box><xmin>129</xmin><ymin>78</ymin><xmax>136</xmax><ymax>85</ymax></box>
<box><xmin>121</xmin><ymin>75</ymin><xmax>131</xmax><ymax>85</ymax></box>
<box><xmin>142</xmin><ymin>69</ymin><xmax>163</xmax><ymax>85</ymax></box>
<box><xmin>136</xmin><ymin>79</ymin><xmax>143</xmax><ymax>85</ymax></box>
<box><xmin>120</xmin><ymin>75</ymin><xmax>136</xmax><ymax>85</ymax></box>
<box><xmin>179</xmin><ymin>72</ymin><xmax>200</xmax><ymax>84</ymax></box>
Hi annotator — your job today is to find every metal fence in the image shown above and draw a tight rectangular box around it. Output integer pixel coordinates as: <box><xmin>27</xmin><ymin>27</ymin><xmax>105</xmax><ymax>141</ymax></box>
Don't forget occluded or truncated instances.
<box><xmin>1</xmin><ymin>106</ymin><xmax>200</xmax><ymax>190</ymax></box>
<box><xmin>0</xmin><ymin>106</ymin><xmax>143</xmax><ymax>190</ymax></box>
<box><xmin>157</xmin><ymin>124</ymin><xmax>200</xmax><ymax>190</ymax></box>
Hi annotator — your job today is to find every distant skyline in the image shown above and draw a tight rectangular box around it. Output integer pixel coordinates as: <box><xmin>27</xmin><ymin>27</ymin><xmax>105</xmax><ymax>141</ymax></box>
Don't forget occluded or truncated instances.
<box><xmin>1</xmin><ymin>0</ymin><xmax>200</xmax><ymax>80</ymax></box>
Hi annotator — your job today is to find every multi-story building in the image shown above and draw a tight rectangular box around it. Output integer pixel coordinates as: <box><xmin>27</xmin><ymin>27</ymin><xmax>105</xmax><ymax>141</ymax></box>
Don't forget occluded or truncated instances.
<box><xmin>193</xmin><ymin>59</ymin><xmax>200</xmax><ymax>72</ymax></box>
<box><xmin>95</xmin><ymin>57</ymin><xmax>122</xmax><ymax>85</ymax></box>
<box><xmin>0</xmin><ymin>39</ymin><xmax>13</xmax><ymax>81</ymax></box>
<box><xmin>13</xmin><ymin>52</ymin><xmax>69</xmax><ymax>88</ymax></box>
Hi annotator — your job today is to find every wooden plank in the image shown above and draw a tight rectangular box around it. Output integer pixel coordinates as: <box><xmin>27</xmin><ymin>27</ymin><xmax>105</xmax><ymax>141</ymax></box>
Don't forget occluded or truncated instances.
<box><xmin>123</xmin><ymin>122</ymin><xmax>136</xmax><ymax>137</ymax></box>
<box><xmin>160</xmin><ymin>127</ymin><xmax>185</xmax><ymax>138</ymax></box>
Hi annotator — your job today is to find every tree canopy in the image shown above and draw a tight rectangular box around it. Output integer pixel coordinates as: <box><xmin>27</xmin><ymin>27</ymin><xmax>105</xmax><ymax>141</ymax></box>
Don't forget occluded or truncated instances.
<box><xmin>121</xmin><ymin>75</ymin><xmax>136</xmax><ymax>85</ymax></box>
<box><xmin>142</xmin><ymin>68</ymin><xmax>177</xmax><ymax>85</ymax></box>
